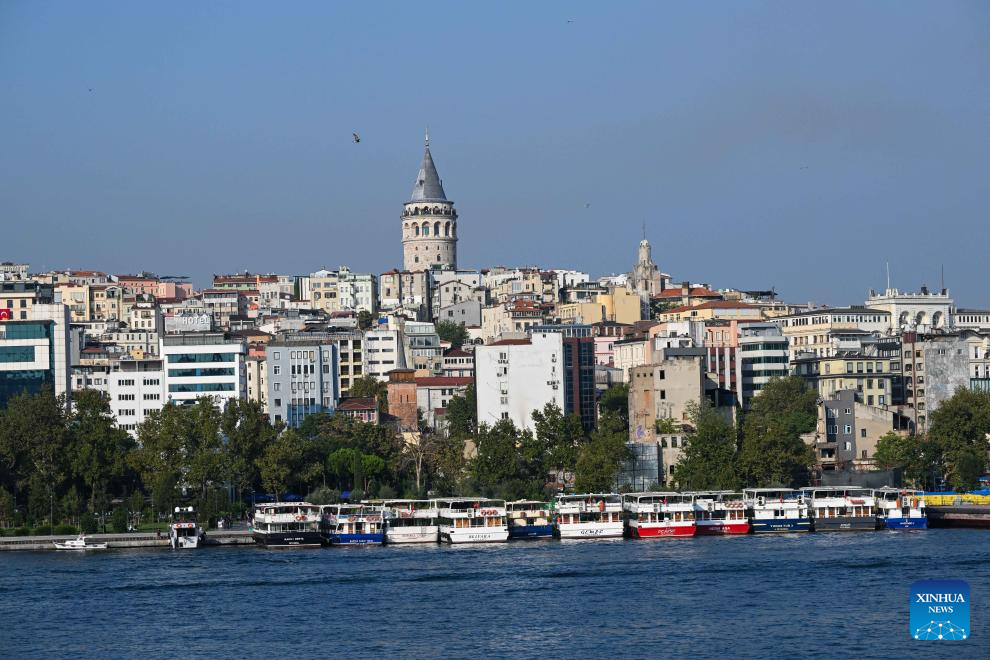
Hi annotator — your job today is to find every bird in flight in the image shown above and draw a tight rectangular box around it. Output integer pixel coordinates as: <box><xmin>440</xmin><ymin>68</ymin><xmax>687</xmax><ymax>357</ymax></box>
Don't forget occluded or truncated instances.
<box><xmin>585</xmin><ymin>203</ymin><xmax>591</xmax><ymax>208</ymax></box>
<box><xmin>352</xmin><ymin>132</ymin><xmax>361</xmax><ymax>143</ymax></box>
<box><xmin>88</xmin><ymin>88</ymin><xmax>94</xmax><ymax>92</ymax></box>
<box><xmin>567</xmin><ymin>19</ymin><xmax>575</xmax><ymax>23</ymax></box>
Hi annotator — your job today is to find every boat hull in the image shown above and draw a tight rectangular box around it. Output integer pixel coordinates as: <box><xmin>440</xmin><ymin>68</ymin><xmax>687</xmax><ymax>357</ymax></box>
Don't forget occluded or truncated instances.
<box><xmin>385</xmin><ymin>527</ymin><xmax>439</xmax><ymax>544</ymax></box>
<box><xmin>882</xmin><ymin>517</ymin><xmax>928</xmax><ymax>530</ymax></box>
<box><xmin>331</xmin><ymin>533</ymin><xmax>384</xmax><ymax>545</ymax></box>
<box><xmin>439</xmin><ymin>528</ymin><xmax>509</xmax><ymax>544</ymax></box>
<box><xmin>696</xmin><ymin>521</ymin><xmax>750</xmax><ymax>535</ymax></box>
<box><xmin>252</xmin><ymin>531</ymin><xmax>324</xmax><ymax>547</ymax></box>
<box><xmin>557</xmin><ymin>523</ymin><xmax>624</xmax><ymax>539</ymax></box>
<box><xmin>812</xmin><ymin>516</ymin><xmax>877</xmax><ymax>532</ymax></box>
<box><xmin>509</xmin><ymin>524</ymin><xmax>554</xmax><ymax>540</ymax></box>
<box><xmin>629</xmin><ymin>523</ymin><xmax>696</xmax><ymax>538</ymax></box>
<box><xmin>750</xmin><ymin>518</ymin><xmax>811</xmax><ymax>533</ymax></box>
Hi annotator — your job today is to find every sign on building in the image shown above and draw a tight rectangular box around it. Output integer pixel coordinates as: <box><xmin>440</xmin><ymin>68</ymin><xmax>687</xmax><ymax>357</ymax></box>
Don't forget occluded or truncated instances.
<box><xmin>164</xmin><ymin>313</ymin><xmax>212</xmax><ymax>333</ymax></box>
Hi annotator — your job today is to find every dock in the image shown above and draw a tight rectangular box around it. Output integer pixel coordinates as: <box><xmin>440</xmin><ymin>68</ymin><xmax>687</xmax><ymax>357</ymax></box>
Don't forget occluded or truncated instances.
<box><xmin>0</xmin><ymin>529</ymin><xmax>256</xmax><ymax>551</ymax></box>
<box><xmin>927</xmin><ymin>505</ymin><xmax>990</xmax><ymax>529</ymax></box>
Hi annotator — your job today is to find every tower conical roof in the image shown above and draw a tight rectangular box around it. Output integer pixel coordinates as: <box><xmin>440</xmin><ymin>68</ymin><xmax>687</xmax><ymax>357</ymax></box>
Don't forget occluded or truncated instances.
<box><xmin>409</xmin><ymin>135</ymin><xmax>447</xmax><ymax>202</ymax></box>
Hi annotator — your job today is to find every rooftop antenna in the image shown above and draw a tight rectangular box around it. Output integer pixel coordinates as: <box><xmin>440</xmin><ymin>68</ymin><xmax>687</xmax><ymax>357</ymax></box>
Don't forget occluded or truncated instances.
<box><xmin>940</xmin><ymin>264</ymin><xmax>945</xmax><ymax>291</ymax></box>
<box><xmin>425</xmin><ymin>126</ymin><xmax>429</xmax><ymax>147</ymax></box>
<box><xmin>642</xmin><ymin>221</ymin><xmax>646</xmax><ymax>241</ymax></box>
<box><xmin>885</xmin><ymin>261</ymin><xmax>890</xmax><ymax>291</ymax></box>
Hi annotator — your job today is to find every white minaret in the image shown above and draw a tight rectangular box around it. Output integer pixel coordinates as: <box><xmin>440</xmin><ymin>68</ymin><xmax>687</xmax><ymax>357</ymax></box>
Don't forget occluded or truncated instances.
<box><xmin>401</xmin><ymin>131</ymin><xmax>457</xmax><ymax>272</ymax></box>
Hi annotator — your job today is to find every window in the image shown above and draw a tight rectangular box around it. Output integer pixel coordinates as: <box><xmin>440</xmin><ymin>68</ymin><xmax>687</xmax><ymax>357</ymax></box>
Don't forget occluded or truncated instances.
<box><xmin>273</xmin><ymin>366</ymin><xmax>281</xmax><ymax>375</ymax></box>
<box><xmin>273</xmin><ymin>383</ymin><xmax>280</xmax><ymax>391</ymax></box>
<box><xmin>274</xmin><ymin>399</ymin><xmax>281</xmax><ymax>407</ymax></box>
<box><xmin>273</xmin><ymin>352</ymin><xmax>280</xmax><ymax>360</ymax></box>
<box><xmin>861</xmin><ymin>428</ymin><xmax>867</xmax><ymax>438</ymax></box>
<box><xmin>844</xmin><ymin>425</ymin><xmax>852</xmax><ymax>434</ymax></box>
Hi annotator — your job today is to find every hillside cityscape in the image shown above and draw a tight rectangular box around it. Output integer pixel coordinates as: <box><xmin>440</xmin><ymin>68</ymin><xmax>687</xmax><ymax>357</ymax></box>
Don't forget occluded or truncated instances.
<box><xmin>2</xmin><ymin>134</ymin><xmax>989</xmax><ymax>531</ymax></box>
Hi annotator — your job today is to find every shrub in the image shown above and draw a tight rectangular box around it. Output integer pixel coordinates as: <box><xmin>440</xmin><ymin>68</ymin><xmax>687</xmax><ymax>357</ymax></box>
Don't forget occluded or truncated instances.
<box><xmin>347</xmin><ymin>489</ymin><xmax>365</xmax><ymax>503</ymax></box>
<box><xmin>55</xmin><ymin>524</ymin><xmax>78</xmax><ymax>535</ymax></box>
<box><xmin>32</xmin><ymin>525</ymin><xmax>52</xmax><ymax>536</ymax></box>
<box><xmin>110</xmin><ymin>508</ymin><xmax>128</xmax><ymax>534</ymax></box>
<box><xmin>13</xmin><ymin>526</ymin><xmax>30</xmax><ymax>537</ymax></box>
<box><xmin>79</xmin><ymin>512</ymin><xmax>98</xmax><ymax>534</ymax></box>
<box><xmin>308</xmin><ymin>487</ymin><xmax>341</xmax><ymax>505</ymax></box>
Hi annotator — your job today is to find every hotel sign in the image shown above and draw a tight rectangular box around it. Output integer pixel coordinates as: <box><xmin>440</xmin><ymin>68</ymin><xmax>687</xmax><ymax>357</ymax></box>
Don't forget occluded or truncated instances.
<box><xmin>165</xmin><ymin>313</ymin><xmax>212</xmax><ymax>333</ymax></box>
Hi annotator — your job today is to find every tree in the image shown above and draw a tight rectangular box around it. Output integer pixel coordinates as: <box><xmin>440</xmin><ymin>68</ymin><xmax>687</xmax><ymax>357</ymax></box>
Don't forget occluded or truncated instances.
<box><xmin>532</xmin><ymin>401</ymin><xmax>586</xmax><ymax>488</ymax></box>
<box><xmin>574</xmin><ymin>411</ymin><xmax>631</xmax><ymax>492</ymax></box>
<box><xmin>348</xmin><ymin>376</ymin><xmax>389</xmax><ymax>414</ymax></box>
<box><xmin>673</xmin><ymin>400</ymin><xmax>740</xmax><ymax>490</ymax></box>
<box><xmin>435</xmin><ymin>320</ymin><xmax>470</xmax><ymax>349</ymax></box>
<box><xmin>258</xmin><ymin>428</ymin><xmax>307</xmax><ymax>499</ymax></box>
<box><xmin>599</xmin><ymin>384</ymin><xmax>629</xmax><ymax>430</ymax></box>
<box><xmin>470</xmin><ymin>420</ymin><xmax>522</xmax><ymax>495</ymax></box>
<box><xmin>874</xmin><ymin>432</ymin><xmax>940</xmax><ymax>488</ymax></box>
<box><xmin>928</xmin><ymin>388</ymin><xmax>990</xmax><ymax>490</ymax></box>
<box><xmin>737</xmin><ymin>377</ymin><xmax>817</xmax><ymax>488</ymax></box>
<box><xmin>445</xmin><ymin>384</ymin><xmax>477</xmax><ymax>438</ymax></box>
<box><xmin>69</xmin><ymin>389</ymin><xmax>134</xmax><ymax>510</ymax></box>
<box><xmin>356</xmin><ymin>310</ymin><xmax>374</xmax><ymax>330</ymax></box>
<box><xmin>221</xmin><ymin>399</ymin><xmax>275</xmax><ymax>498</ymax></box>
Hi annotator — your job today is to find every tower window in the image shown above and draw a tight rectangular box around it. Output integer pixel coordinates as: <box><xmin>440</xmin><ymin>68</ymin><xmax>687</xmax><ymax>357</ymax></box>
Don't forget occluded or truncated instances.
<box><xmin>423</xmin><ymin>224</ymin><xmax>429</xmax><ymax>236</ymax></box>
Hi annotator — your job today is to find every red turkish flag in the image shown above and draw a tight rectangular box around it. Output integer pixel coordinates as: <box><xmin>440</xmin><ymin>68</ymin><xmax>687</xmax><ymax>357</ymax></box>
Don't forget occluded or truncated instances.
<box><xmin>0</xmin><ymin>309</ymin><xmax>11</xmax><ymax>320</ymax></box>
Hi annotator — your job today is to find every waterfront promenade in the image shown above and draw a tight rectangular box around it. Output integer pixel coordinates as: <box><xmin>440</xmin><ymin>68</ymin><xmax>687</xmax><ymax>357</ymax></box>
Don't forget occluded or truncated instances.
<box><xmin>0</xmin><ymin>529</ymin><xmax>254</xmax><ymax>551</ymax></box>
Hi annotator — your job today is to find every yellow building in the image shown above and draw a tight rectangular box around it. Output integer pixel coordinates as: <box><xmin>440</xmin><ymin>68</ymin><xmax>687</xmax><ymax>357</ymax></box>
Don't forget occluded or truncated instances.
<box><xmin>658</xmin><ymin>300</ymin><xmax>762</xmax><ymax>323</ymax></box>
<box><xmin>309</xmin><ymin>269</ymin><xmax>340</xmax><ymax>314</ymax></box>
<box><xmin>55</xmin><ymin>283</ymin><xmax>91</xmax><ymax>322</ymax></box>
<box><xmin>556</xmin><ymin>287</ymin><xmax>642</xmax><ymax>325</ymax></box>
<box><xmin>792</xmin><ymin>352</ymin><xmax>895</xmax><ymax>408</ymax></box>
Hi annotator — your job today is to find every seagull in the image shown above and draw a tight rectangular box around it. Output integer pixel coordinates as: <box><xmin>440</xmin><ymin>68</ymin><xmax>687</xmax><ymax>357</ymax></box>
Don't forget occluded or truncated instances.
<box><xmin>567</xmin><ymin>19</ymin><xmax>575</xmax><ymax>23</ymax></box>
<box><xmin>585</xmin><ymin>203</ymin><xmax>591</xmax><ymax>208</ymax></box>
<box><xmin>88</xmin><ymin>88</ymin><xmax>94</xmax><ymax>92</ymax></box>
<box><xmin>352</xmin><ymin>132</ymin><xmax>361</xmax><ymax>143</ymax></box>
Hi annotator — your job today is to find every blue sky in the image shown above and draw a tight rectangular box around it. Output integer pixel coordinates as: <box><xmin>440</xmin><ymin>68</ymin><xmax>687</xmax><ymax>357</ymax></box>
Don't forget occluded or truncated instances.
<box><xmin>2</xmin><ymin>2</ymin><xmax>989</xmax><ymax>306</ymax></box>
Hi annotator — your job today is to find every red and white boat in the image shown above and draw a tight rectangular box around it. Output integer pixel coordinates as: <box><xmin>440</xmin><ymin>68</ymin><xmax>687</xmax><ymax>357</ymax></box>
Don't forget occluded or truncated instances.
<box><xmin>689</xmin><ymin>491</ymin><xmax>750</xmax><ymax>535</ymax></box>
<box><xmin>622</xmin><ymin>492</ymin><xmax>696</xmax><ymax>538</ymax></box>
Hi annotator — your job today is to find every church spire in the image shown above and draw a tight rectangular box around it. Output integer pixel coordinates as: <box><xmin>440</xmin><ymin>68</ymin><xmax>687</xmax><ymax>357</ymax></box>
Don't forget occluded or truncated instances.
<box><xmin>410</xmin><ymin>132</ymin><xmax>447</xmax><ymax>202</ymax></box>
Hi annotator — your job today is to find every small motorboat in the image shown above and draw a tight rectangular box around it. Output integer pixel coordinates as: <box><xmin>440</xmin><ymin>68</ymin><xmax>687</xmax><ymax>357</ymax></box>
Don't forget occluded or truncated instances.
<box><xmin>53</xmin><ymin>535</ymin><xmax>108</xmax><ymax>551</ymax></box>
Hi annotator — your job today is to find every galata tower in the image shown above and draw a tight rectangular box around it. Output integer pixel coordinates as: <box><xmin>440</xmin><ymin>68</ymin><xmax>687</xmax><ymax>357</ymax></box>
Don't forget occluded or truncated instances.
<box><xmin>401</xmin><ymin>131</ymin><xmax>457</xmax><ymax>272</ymax></box>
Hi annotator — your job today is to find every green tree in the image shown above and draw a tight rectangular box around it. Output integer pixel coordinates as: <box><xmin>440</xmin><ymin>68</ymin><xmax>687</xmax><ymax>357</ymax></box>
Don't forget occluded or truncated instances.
<box><xmin>435</xmin><ymin>320</ymin><xmax>470</xmax><ymax>349</ymax></box>
<box><xmin>928</xmin><ymin>388</ymin><xmax>990</xmax><ymax>490</ymax></box>
<box><xmin>737</xmin><ymin>377</ymin><xmax>816</xmax><ymax>488</ymax></box>
<box><xmin>257</xmin><ymin>428</ymin><xmax>307</xmax><ymax>499</ymax></box>
<box><xmin>532</xmin><ymin>401</ymin><xmax>586</xmax><ymax>488</ymax></box>
<box><xmin>348</xmin><ymin>376</ymin><xmax>389</xmax><ymax>414</ymax></box>
<box><xmin>445</xmin><ymin>384</ymin><xmax>477</xmax><ymax>438</ymax></box>
<box><xmin>656</xmin><ymin>418</ymin><xmax>678</xmax><ymax>434</ymax></box>
<box><xmin>470</xmin><ymin>419</ymin><xmax>523</xmax><ymax>495</ymax></box>
<box><xmin>874</xmin><ymin>432</ymin><xmax>940</xmax><ymax>488</ymax></box>
<box><xmin>574</xmin><ymin>411</ymin><xmax>631</xmax><ymax>492</ymax></box>
<box><xmin>356</xmin><ymin>310</ymin><xmax>374</xmax><ymax>330</ymax></box>
<box><xmin>221</xmin><ymin>399</ymin><xmax>275</xmax><ymax>497</ymax></box>
<box><xmin>599</xmin><ymin>384</ymin><xmax>629</xmax><ymax>430</ymax></box>
<box><xmin>673</xmin><ymin>400</ymin><xmax>740</xmax><ymax>490</ymax></box>
<box><xmin>69</xmin><ymin>389</ymin><xmax>135</xmax><ymax>510</ymax></box>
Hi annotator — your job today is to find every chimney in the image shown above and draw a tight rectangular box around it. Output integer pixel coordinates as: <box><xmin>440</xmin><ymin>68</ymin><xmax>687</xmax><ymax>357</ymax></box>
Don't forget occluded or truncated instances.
<box><xmin>681</xmin><ymin>281</ymin><xmax>690</xmax><ymax>295</ymax></box>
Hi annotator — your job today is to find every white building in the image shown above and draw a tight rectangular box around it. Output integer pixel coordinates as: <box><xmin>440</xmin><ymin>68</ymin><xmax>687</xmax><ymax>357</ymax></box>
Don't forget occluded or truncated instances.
<box><xmin>160</xmin><ymin>332</ymin><xmax>247</xmax><ymax>406</ymax></box>
<box><xmin>865</xmin><ymin>286</ymin><xmax>954</xmax><ymax>333</ymax></box>
<box><xmin>337</xmin><ymin>267</ymin><xmax>377</xmax><ymax>314</ymax></box>
<box><xmin>364</xmin><ymin>326</ymin><xmax>407</xmax><ymax>380</ymax></box>
<box><xmin>475</xmin><ymin>332</ymin><xmax>565</xmax><ymax>431</ymax></box>
<box><xmin>735</xmin><ymin>323</ymin><xmax>789</xmax><ymax>409</ymax></box>
<box><xmin>106</xmin><ymin>359</ymin><xmax>165</xmax><ymax>435</ymax></box>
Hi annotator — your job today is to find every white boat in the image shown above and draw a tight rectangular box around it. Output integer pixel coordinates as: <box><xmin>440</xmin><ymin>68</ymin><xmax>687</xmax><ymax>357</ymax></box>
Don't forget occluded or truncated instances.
<box><xmin>622</xmin><ymin>492</ymin><xmax>696</xmax><ymax>538</ymax></box>
<box><xmin>688</xmin><ymin>491</ymin><xmax>750</xmax><ymax>535</ymax></box>
<box><xmin>251</xmin><ymin>502</ymin><xmax>323</xmax><ymax>547</ymax></box>
<box><xmin>554</xmin><ymin>493</ymin><xmax>624</xmax><ymax>539</ymax></box>
<box><xmin>743</xmin><ymin>488</ymin><xmax>811</xmax><ymax>533</ymax></box>
<box><xmin>382</xmin><ymin>499</ymin><xmax>440</xmax><ymax>544</ymax></box>
<box><xmin>801</xmin><ymin>487</ymin><xmax>878</xmax><ymax>532</ymax></box>
<box><xmin>169</xmin><ymin>506</ymin><xmax>205</xmax><ymax>549</ymax></box>
<box><xmin>53</xmin><ymin>535</ymin><xmax>108</xmax><ymax>551</ymax></box>
<box><xmin>875</xmin><ymin>488</ymin><xmax>928</xmax><ymax>530</ymax></box>
<box><xmin>435</xmin><ymin>498</ymin><xmax>509</xmax><ymax>544</ymax></box>
<box><xmin>320</xmin><ymin>504</ymin><xmax>385</xmax><ymax>545</ymax></box>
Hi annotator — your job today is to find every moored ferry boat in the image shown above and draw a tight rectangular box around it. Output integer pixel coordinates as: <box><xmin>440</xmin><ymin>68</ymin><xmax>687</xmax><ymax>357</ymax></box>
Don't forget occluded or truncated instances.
<box><xmin>689</xmin><ymin>491</ymin><xmax>750</xmax><ymax>535</ymax></box>
<box><xmin>169</xmin><ymin>506</ymin><xmax>205</xmax><ymax>549</ymax></box>
<box><xmin>744</xmin><ymin>488</ymin><xmax>811</xmax><ymax>533</ymax></box>
<box><xmin>875</xmin><ymin>488</ymin><xmax>928</xmax><ymax>530</ymax></box>
<box><xmin>506</xmin><ymin>500</ymin><xmax>554</xmax><ymax>540</ymax></box>
<box><xmin>554</xmin><ymin>493</ymin><xmax>624</xmax><ymax>539</ymax></box>
<box><xmin>382</xmin><ymin>499</ymin><xmax>440</xmax><ymax>544</ymax></box>
<box><xmin>252</xmin><ymin>502</ymin><xmax>323</xmax><ymax>547</ymax></box>
<box><xmin>321</xmin><ymin>504</ymin><xmax>385</xmax><ymax>545</ymax></box>
<box><xmin>435</xmin><ymin>498</ymin><xmax>509</xmax><ymax>544</ymax></box>
<box><xmin>801</xmin><ymin>487</ymin><xmax>877</xmax><ymax>532</ymax></box>
<box><xmin>622</xmin><ymin>492</ymin><xmax>696</xmax><ymax>538</ymax></box>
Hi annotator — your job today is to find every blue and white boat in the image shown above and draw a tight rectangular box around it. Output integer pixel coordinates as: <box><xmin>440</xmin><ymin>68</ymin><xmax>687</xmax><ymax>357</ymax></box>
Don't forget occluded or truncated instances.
<box><xmin>320</xmin><ymin>504</ymin><xmax>385</xmax><ymax>545</ymax></box>
<box><xmin>875</xmin><ymin>488</ymin><xmax>927</xmax><ymax>530</ymax></box>
<box><xmin>506</xmin><ymin>500</ymin><xmax>554</xmax><ymax>540</ymax></box>
<box><xmin>744</xmin><ymin>488</ymin><xmax>811</xmax><ymax>533</ymax></box>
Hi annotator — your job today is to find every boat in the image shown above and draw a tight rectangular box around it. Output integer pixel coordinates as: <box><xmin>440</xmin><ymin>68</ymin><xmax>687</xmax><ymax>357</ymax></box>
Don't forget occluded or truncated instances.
<box><xmin>251</xmin><ymin>502</ymin><xmax>323</xmax><ymax>547</ymax></box>
<box><xmin>435</xmin><ymin>498</ymin><xmax>509</xmax><ymax>544</ymax></box>
<box><xmin>554</xmin><ymin>493</ymin><xmax>624</xmax><ymax>539</ymax></box>
<box><xmin>875</xmin><ymin>488</ymin><xmax>928</xmax><ymax>530</ymax></box>
<box><xmin>381</xmin><ymin>499</ymin><xmax>440</xmax><ymax>544</ymax></box>
<box><xmin>689</xmin><ymin>491</ymin><xmax>750</xmax><ymax>535</ymax></box>
<box><xmin>801</xmin><ymin>487</ymin><xmax>877</xmax><ymax>531</ymax></box>
<box><xmin>320</xmin><ymin>504</ymin><xmax>385</xmax><ymax>545</ymax></box>
<box><xmin>744</xmin><ymin>488</ymin><xmax>811</xmax><ymax>533</ymax></box>
<box><xmin>53</xmin><ymin>535</ymin><xmax>108</xmax><ymax>551</ymax></box>
<box><xmin>506</xmin><ymin>500</ymin><xmax>554</xmax><ymax>540</ymax></box>
<box><xmin>169</xmin><ymin>506</ymin><xmax>205</xmax><ymax>549</ymax></box>
<box><xmin>622</xmin><ymin>492</ymin><xmax>696</xmax><ymax>538</ymax></box>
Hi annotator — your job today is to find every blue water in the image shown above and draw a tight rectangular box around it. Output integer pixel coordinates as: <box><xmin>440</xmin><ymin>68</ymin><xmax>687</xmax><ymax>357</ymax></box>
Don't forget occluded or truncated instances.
<box><xmin>2</xmin><ymin>530</ymin><xmax>989</xmax><ymax>658</ymax></box>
